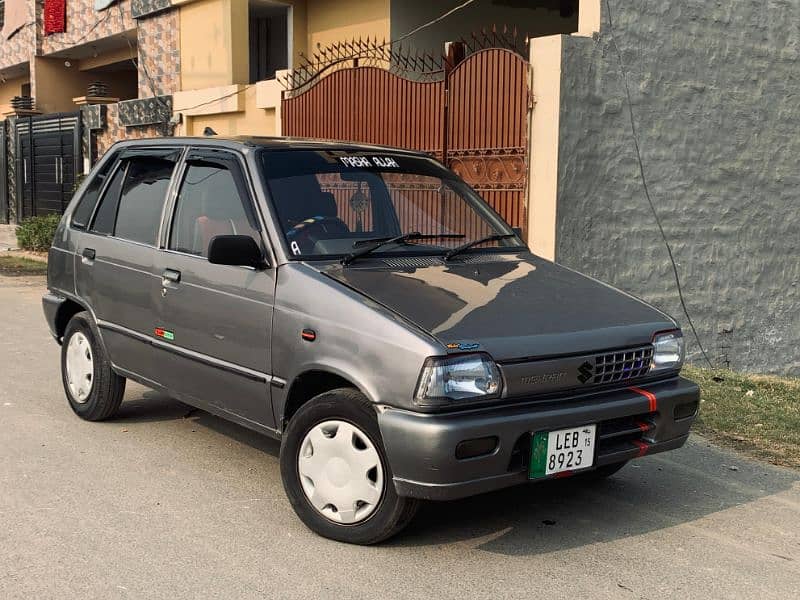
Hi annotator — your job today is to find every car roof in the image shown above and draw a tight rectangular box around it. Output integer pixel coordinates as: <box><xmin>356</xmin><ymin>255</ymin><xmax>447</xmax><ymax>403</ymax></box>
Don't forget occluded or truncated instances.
<box><xmin>108</xmin><ymin>136</ymin><xmax>429</xmax><ymax>156</ymax></box>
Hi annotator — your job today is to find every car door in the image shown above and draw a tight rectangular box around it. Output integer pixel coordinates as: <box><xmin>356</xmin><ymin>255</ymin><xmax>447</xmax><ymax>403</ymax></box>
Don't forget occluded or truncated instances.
<box><xmin>74</xmin><ymin>148</ymin><xmax>181</xmax><ymax>382</ymax></box>
<box><xmin>154</xmin><ymin>148</ymin><xmax>276</xmax><ymax>428</ymax></box>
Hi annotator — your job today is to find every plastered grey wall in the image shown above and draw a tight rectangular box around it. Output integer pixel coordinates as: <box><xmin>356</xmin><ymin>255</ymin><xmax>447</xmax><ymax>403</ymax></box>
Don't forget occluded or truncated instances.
<box><xmin>555</xmin><ymin>0</ymin><xmax>800</xmax><ymax>375</ymax></box>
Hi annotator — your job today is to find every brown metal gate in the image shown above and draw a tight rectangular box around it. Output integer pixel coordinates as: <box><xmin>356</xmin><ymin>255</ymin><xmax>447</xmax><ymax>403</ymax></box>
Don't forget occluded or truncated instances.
<box><xmin>282</xmin><ymin>46</ymin><xmax>530</xmax><ymax>232</ymax></box>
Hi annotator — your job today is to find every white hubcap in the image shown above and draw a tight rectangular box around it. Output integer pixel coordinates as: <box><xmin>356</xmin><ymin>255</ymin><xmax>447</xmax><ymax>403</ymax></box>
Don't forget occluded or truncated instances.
<box><xmin>65</xmin><ymin>332</ymin><xmax>93</xmax><ymax>403</ymax></box>
<box><xmin>298</xmin><ymin>420</ymin><xmax>384</xmax><ymax>524</ymax></box>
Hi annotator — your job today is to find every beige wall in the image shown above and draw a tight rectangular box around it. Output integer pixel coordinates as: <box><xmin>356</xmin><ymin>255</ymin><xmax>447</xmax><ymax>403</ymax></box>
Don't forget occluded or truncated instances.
<box><xmin>32</xmin><ymin>58</ymin><xmax>139</xmax><ymax>113</ymax></box>
<box><xmin>32</xmin><ymin>58</ymin><xmax>108</xmax><ymax>114</ymax></box>
<box><xmin>179</xmin><ymin>0</ymin><xmax>307</xmax><ymax>89</ymax></box>
<box><xmin>183</xmin><ymin>84</ymin><xmax>277</xmax><ymax>136</ymax></box>
<box><xmin>0</xmin><ymin>76</ymin><xmax>30</xmax><ymax>115</ymax></box>
<box><xmin>306</xmin><ymin>0</ymin><xmax>389</xmax><ymax>51</ymax></box>
<box><xmin>180</xmin><ymin>0</ymin><xmax>250</xmax><ymax>90</ymax></box>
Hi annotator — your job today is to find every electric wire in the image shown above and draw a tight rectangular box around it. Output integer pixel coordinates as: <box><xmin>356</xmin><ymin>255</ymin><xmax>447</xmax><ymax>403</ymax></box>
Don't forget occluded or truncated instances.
<box><xmin>604</xmin><ymin>0</ymin><xmax>714</xmax><ymax>368</ymax></box>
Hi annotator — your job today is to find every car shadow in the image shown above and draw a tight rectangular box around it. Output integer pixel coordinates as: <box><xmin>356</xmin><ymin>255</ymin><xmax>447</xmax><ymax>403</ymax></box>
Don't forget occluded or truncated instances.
<box><xmin>114</xmin><ymin>388</ymin><xmax>281</xmax><ymax>459</ymax></box>
<box><xmin>388</xmin><ymin>440</ymin><xmax>799</xmax><ymax>554</ymax></box>
<box><xmin>112</xmin><ymin>391</ymin><xmax>798</xmax><ymax>555</ymax></box>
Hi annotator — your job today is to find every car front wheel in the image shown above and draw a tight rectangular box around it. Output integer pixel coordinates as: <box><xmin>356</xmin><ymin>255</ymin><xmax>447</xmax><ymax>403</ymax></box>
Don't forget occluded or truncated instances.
<box><xmin>280</xmin><ymin>388</ymin><xmax>419</xmax><ymax>544</ymax></box>
<box><xmin>61</xmin><ymin>312</ymin><xmax>125</xmax><ymax>421</ymax></box>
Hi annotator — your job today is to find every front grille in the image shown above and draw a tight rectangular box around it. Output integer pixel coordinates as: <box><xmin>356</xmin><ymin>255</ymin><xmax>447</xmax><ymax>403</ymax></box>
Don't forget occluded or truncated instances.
<box><xmin>593</xmin><ymin>345</ymin><xmax>653</xmax><ymax>384</ymax></box>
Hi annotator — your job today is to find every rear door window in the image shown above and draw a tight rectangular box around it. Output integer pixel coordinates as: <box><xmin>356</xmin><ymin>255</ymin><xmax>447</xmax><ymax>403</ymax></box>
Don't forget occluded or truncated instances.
<box><xmin>89</xmin><ymin>151</ymin><xmax>179</xmax><ymax>244</ymax></box>
<box><xmin>114</xmin><ymin>156</ymin><xmax>178</xmax><ymax>245</ymax></box>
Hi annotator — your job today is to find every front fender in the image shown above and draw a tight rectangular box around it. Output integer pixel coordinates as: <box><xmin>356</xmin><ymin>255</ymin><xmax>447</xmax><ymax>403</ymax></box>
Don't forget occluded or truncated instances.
<box><xmin>271</xmin><ymin>264</ymin><xmax>443</xmax><ymax>420</ymax></box>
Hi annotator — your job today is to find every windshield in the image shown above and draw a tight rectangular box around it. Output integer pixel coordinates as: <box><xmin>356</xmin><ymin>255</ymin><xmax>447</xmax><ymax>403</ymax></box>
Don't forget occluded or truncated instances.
<box><xmin>260</xmin><ymin>150</ymin><xmax>524</xmax><ymax>260</ymax></box>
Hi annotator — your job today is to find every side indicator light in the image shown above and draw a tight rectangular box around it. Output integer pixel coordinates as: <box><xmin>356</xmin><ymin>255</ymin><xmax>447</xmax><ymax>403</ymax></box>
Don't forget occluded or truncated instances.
<box><xmin>301</xmin><ymin>329</ymin><xmax>316</xmax><ymax>342</ymax></box>
<box><xmin>155</xmin><ymin>327</ymin><xmax>175</xmax><ymax>341</ymax></box>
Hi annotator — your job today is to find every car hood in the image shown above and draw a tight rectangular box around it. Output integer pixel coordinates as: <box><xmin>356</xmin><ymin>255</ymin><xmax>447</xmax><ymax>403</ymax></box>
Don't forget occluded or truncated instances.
<box><xmin>317</xmin><ymin>253</ymin><xmax>677</xmax><ymax>361</ymax></box>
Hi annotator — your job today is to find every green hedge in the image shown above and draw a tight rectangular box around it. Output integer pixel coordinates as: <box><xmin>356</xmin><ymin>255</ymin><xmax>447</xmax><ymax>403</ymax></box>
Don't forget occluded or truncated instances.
<box><xmin>16</xmin><ymin>214</ymin><xmax>61</xmax><ymax>251</ymax></box>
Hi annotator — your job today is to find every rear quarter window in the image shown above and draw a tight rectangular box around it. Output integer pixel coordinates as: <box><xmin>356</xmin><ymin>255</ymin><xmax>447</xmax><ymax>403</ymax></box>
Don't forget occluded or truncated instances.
<box><xmin>70</xmin><ymin>155</ymin><xmax>117</xmax><ymax>229</ymax></box>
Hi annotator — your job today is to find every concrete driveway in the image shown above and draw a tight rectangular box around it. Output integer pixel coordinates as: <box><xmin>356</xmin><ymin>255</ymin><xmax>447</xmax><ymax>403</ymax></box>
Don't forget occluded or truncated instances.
<box><xmin>1</xmin><ymin>274</ymin><xmax>798</xmax><ymax>599</ymax></box>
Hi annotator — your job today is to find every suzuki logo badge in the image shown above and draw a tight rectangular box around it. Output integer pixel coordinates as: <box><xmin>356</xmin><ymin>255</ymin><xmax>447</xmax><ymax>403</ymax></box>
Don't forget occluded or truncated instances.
<box><xmin>577</xmin><ymin>361</ymin><xmax>594</xmax><ymax>384</ymax></box>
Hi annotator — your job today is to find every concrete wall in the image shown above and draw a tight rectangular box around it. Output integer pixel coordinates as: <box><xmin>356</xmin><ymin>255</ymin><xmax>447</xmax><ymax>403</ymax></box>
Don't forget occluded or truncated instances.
<box><xmin>554</xmin><ymin>0</ymin><xmax>800</xmax><ymax>375</ymax></box>
<box><xmin>391</xmin><ymin>0</ymin><xmax>577</xmax><ymax>55</ymax></box>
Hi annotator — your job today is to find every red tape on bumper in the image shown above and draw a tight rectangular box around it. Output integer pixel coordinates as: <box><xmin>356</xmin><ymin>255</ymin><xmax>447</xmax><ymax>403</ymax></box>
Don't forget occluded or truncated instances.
<box><xmin>629</xmin><ymin>386</ymin><xmax>658</xmax><ymax>412</ymax></box>
<box><xmin>632</xmin><ymin>439</ymin><xmax>649</xmax><ymax>457</ymax></box>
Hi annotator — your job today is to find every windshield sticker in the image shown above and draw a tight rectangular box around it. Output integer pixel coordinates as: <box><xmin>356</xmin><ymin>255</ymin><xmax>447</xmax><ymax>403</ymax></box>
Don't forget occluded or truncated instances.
<box><xmin>339</xmin><ymin>156</ymin><xmax>400</xmax><ymax>169</ymax></box>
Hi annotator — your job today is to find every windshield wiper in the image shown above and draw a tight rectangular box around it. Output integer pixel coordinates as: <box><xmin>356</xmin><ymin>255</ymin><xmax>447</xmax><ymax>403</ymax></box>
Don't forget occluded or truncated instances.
<box><xmin>342</xmin><ymin>232</ymin><xmax>465</xmax><ymax>265</ymax></box>
<box><xmin>443</xmin><ymin>233</ymin><xmax>517</xmax><ymax>261</ymax></box>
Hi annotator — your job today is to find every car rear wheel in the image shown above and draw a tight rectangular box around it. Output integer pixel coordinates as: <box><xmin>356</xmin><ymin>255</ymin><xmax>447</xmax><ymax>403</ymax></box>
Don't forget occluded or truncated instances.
<box><xmin>61</xmin><ymin>312</ymin><xmax>125</xmax><ymax>421</ymax></box>
<box><xmin>280</xmin><ymin>388</ymin><xmax>419</xmax><ymax>544</ymax></box>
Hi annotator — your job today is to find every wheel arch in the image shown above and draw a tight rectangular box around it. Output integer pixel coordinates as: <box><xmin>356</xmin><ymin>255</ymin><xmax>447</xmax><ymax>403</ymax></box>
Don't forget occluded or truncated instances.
<box><xmin>280</xmin><ymin>369</ymin><xmax>367</xmax><ymax>430</ymax></box>
<box><xmin>54</xmin><ymin>297</ymin><xmax>89</xmax><ymax>342</ymax></box>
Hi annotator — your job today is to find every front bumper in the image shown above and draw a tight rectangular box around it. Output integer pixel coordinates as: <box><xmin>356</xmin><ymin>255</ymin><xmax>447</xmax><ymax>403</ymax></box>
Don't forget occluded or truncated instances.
<box><xmin>378</xmin><ymin>376</ymin><xmax>699</xmax><ymax>501</ymax></box>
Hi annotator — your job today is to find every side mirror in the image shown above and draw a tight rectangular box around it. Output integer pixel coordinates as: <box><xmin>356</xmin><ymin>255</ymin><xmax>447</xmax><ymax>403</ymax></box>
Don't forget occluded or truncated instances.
<box><xmin>207</xmin><ymin>235</ymin><xmax>267</xmax><ymax>269</ymax></box>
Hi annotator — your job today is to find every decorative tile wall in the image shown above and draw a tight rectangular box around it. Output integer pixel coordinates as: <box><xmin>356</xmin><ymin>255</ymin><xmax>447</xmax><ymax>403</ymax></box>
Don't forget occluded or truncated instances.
<box><xmin>117</xmin><ymin>94</ymin><xmax>171</xmax><ymax>126</ymax></box>
<box><xmin>0</xmin><ymin>1</ymin><xmax>36</xmax><ymax>71</ymax></box>
<box><xmin>131</xmin><ymin>0</ymin><xmax>171</xmax><ymax>19</ymax></box>
<box><xmin>136</xmin><ymin>9</ymin><xmax>179</xmax><ymax>97</ymax></box>
<box><xmin>38</xmin><ymin>0</ymin><xmax>135</xmax><ymax>56</ymax></box>
<box><xmin>94</xmin><ymin>102</ymin><xmax>164</xmax><ymax>159</ymax></box>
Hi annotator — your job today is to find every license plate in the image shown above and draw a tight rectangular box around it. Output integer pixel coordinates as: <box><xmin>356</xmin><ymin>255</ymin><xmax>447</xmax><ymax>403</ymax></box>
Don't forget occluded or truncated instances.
<box><xmin>529</xmin><ymin>424</ymin><xmax>597</xmax><ymax>478</ymax></box>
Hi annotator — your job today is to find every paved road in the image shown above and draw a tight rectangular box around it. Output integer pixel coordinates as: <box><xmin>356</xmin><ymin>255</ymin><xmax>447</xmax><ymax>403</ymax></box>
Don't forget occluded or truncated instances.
<box><xmin>0</xmin><ymin>225</ymin><xmax>17</xmax><ymax>251</ymax></box>
<box><xmin>1</xmin><ymin>274</ymin><xmax>798</xmax><ymax>599</ymax></box>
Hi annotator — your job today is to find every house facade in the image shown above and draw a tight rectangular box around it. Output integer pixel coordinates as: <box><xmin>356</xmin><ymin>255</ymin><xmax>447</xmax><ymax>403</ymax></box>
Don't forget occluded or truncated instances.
<box><xmin>1</xmin><ymin>0</ymin><xmax>796</xmax><ymax>377</ymax></box>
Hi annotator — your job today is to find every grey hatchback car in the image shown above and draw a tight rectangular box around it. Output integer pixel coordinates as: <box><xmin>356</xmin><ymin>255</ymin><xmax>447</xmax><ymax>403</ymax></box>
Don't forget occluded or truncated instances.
<box><xmin>43</xmin><ymin>137</ymin><xmax>699</xmax><ymax>544</ymax></box>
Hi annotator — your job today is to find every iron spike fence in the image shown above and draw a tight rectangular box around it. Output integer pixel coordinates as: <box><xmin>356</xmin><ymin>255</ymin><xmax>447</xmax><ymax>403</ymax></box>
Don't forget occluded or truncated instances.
<box><xmin>280</xmin><ymin>25</ymin><xmax>530</xmax><ymax>96</ymax></box>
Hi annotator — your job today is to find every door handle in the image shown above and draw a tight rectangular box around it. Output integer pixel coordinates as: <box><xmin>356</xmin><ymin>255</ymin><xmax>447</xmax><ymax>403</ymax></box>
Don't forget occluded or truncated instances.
<box><xmin>82</xmin><ymin>248</ymin><xmax>96</xmax><ymax>260</ymax></box>
<box><xmin>162</xmin><ymin>269</ymin><xmax>181</xmax><ymax>285</ymax></box>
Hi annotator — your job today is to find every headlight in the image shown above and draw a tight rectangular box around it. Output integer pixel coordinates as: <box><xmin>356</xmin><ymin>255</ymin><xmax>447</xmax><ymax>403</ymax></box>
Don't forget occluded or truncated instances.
<box><xmin>651</xmin><ymin>331</ymin><xmax>685</xmax><ymax>372</ymax></box>
<box><xmin>415</xmin><ymin>353</ymin><xmax>503</xmax><ymax>407</ymax></box>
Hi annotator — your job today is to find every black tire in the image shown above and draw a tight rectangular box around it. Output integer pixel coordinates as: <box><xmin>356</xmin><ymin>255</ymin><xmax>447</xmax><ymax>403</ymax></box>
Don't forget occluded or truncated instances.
<box><xmin>61</xmin><ymin>311</ymin><xmax>126</xmax><ymax>421</ymax></box>
<box><xmin>578</xmin><ymin>461</ymin><xmax>629</xmax><ymax>480</ymax></box>
<box><xmin>280</xmin><ymin>388</ymin><xmax>419</xmax><ymax>545</ymax></box>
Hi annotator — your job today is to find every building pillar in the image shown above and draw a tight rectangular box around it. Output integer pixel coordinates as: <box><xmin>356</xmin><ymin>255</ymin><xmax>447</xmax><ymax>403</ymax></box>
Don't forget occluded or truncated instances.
<box><xmin>527</xmin><ymin>35</ymin><xmax>563</xmax><ymax>261</ymax></box>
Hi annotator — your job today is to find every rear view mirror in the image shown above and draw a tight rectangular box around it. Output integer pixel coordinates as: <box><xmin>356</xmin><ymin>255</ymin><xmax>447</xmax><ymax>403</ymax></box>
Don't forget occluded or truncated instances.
<box><xmin>208</xmin><ymin>235</ymin><xmax>267</xmax><ymax>269</ymax></box>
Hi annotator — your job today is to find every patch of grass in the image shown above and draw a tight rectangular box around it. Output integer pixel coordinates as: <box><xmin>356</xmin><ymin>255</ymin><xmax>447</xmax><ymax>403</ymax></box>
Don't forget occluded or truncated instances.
<box><xmin>684</xmin><ymin>365</ymin><xmax>800</xmax><ymax>469</ymax></box>
<box><xmin>0</xmin><ymin>255</ymin><xmax>48</xmax><ymax>276</ymax></box>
